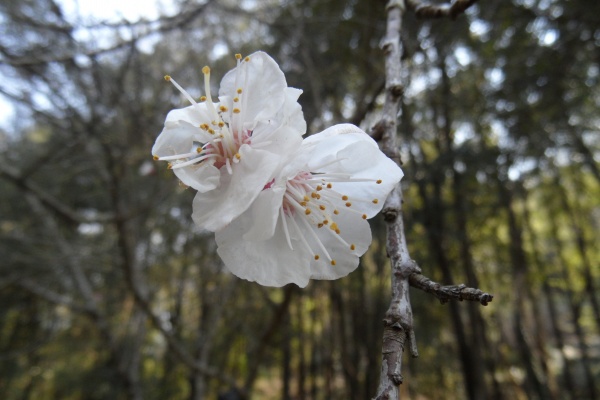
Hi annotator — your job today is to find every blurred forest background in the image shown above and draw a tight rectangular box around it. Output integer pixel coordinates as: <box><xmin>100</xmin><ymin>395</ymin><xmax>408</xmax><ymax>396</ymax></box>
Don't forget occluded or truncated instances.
<box><xmin>0</xmin><ymin>0</ymin><xmax>598</xmax><ymax>399</ymax></box>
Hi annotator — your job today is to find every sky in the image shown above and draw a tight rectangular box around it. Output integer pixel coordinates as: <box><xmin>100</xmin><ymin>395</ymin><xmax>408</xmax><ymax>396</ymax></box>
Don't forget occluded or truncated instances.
<box><xmin>60</xmin><ymin>0</ymin><xmax>174</xmax><ymax>22</ymax></box>
<box><xmin>0</xmin><ymin>0</ymin><xmax>174</xmax><ymax>131</ymax></box>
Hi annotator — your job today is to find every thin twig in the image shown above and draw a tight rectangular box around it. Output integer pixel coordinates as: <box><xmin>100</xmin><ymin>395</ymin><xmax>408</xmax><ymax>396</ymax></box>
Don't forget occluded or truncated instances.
<box><xmin>0</xmin><ymin>164</ymin><xmax>114</xmax><ymax>225</ymax></box>
<box><xmin>409</xmin><ymin>273</ymin><xmax>494</xmax><ymax>305</ymax></box>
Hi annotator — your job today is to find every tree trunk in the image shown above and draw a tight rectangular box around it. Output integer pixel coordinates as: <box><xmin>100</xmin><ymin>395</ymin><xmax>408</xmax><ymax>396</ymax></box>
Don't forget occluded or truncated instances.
<box><xmin>414</xmin><ymin>169</ymin><xmax>487</xmax><ymax>400</ymax></box>
<box><xmin>496</xmin><ymin>177</ymin><xmax>551</xmax><ymax>400</ymax></box>
<box><xmin>547</xmin><ymin>208</ymin><xmax>598</xmax><ymax>399</ymax></box>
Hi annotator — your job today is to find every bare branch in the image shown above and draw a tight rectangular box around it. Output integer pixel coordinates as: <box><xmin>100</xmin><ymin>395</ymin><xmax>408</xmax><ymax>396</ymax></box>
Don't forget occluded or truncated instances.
<box><xmin>409</xmin><ymin>273</ymin><xmax>494</xmax><ymax>305</ymax></box>
<box><xmin>373</xmin><ymin>1</ymin><xmax>417</xmax><ymax>398</ymax></box>
<box><xmin>406</xmin><ymin>0</ymin><xmax>479</xmax><ymax>19</ymax></box>
<box><xmin>100</xmin><ymin>142</ymin><xmax>239</xmax><ymax>388</ymax></box>
<box><xmin>0</xmin><ymin>1</ymin><xmax>216</xmax><ymax>68</ymax></box>
<box><xmin>0</xmin><ymin>163</ymin><xmax>114</xmax><ymax>225</ymax></box>
<box><xmin>17</xmin><ymin>279</ymin><xmax>95</xmax><ymax>315</ymax></box>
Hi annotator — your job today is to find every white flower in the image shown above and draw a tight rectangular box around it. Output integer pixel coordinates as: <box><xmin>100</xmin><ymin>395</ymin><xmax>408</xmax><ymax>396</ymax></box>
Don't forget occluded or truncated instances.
<box><xmin>152</xmin><ymin>51</ymin><xmax>306</xmax><ymax>231</ymax></box>
<box><xmin>215</xmin><ymin>124</ymin><xmax>404</xmax><ymax>287</ymax></box>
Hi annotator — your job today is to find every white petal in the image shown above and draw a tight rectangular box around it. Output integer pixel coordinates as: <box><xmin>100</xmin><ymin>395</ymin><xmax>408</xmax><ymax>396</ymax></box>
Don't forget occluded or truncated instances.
<box><xmin>191</xmin><ymin>145</ymin><xmax>280</xmax><ymax>231</ymax></box>
<box><xmin>152</xmin><ymin>122</ymin><xmax>196</xmax><ymax>157</ymax></box>
<box><xmin>152</xmin><ymin>105</ymin><xmax>215</xmax><ymax>157</ymax></box>
<box><xmin>242</xmin><ymin>186</ymin><xmax>286</xmax><ymax>241</ymax></box>
<box><xmin>321</xmin><ymin>140</ymin><xmax>403</xmax><ymax>217</ymax></box>
<box><xmin>303</xmin><ymin>124</ymin><xmax>403</xmax><ymax>218</ymax></box>
<box><xmin>165</xmin><ymin>104</ymin><xmax>214</xmax><ymax>129</ymax></box>
<box><xmin>304</xmin><ymin>123</ymin><xmax>377</xmax><ymax>150</ymax></box>
<box><xmin>219</xmin><ymin>51</ymin><xmax>287</xmax><ymax>126</ymax></box>
<box><xmin>216</xmin><ymin>195</ymin><xmax>372</xmax><ymax>287</ymax></box>
<box><xmin>251</xmin><ymin>125</ymin><xmax>305</xmax><ymax>168</ymax></box>
<box><xmin>306</xmin><ymin>206</ymin><xmax>372</xmax><ymax>281</ymax></box>
<box><xmin>172</xmin><ymin>162</ymin><xmax>220</xmax><ymax>192</ymax></box>
<box><xmin>216</xmin><ymin>211</ymin><xmax>312</xmax><ymax>288</ymax></box>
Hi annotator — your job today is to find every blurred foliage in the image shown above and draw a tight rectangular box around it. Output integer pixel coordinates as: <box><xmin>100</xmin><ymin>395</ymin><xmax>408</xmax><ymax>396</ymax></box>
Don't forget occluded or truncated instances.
<box><xmin>0</xmin><ymin>0</ymin><xmax>598</xmax><ymax>399</ymax></box>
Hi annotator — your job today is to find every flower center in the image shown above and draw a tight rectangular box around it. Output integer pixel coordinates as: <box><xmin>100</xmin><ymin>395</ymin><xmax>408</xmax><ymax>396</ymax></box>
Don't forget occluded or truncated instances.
<box><xmin>277</xmin><ymin>170</ymin><xmax>374</xmax><ymax>266</ymax></box>
<box><xmin>155</xmin><ymin>54</ymin><xmax>254</xmax><ymax>175</ymax></box>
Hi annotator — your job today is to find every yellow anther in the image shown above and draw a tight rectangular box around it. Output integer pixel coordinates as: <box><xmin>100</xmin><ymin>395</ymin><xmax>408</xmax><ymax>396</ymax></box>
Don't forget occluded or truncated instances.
<box><xmin>316</xmin><ymin>185</ymin><xmax>323</xmax><ymax>191</ymax></box>
<box><xmin>305</xmin><ymin>209</ymin><xmax>311</xmax><ymax>215</ymax></box>
<box><xmin>208</xmin><ymin>129</ymin><xmax>215</xmax><ymax>134</ymax></box>
<box><xmin>235</xmin><ymin>153</ymin><xmax>241</xmax><ymax>160</ymax></box>
<box><xmin>311</xmin><ymin>192</ymin><xmax>318</xmax><ymax>199</ymax></box>
<box><xmin>335</xmin><ymin>229</ymin><xmax>341</xmax><ymax>234</ymax></box>
<box><xmin>237</xmin><ymin>88</ymin><xmax>243</xmax><ymax>94</ymax></box>
<box><xmin>350</xmin><ymin>244</ymin><xmax>356</xmax><ymax>251</ymax></box>
<box><xmin>376</xmin><ymin>179</ymin><xmax>382</xmax><ymax>184</ymax></box>
<box><xmin>233</xmin><ymin>108</ymin><xmax>241</xmax><ymax>114</ymax></box>
<box><xmin>342</xmin><ymin>195</ymin><xmax>348</xmax><ymax>201</ymax></box>
<box><xmin>317</xmin><ymin>223</ymin><xmax>323</xmax><ymax>228</ymax></box>
<box><xmin>235</xmin><ymin>53</ymin><xmax>242</xmax><ymax>60</ymax></box>
<box><xmin>319</xmin><ymin>205</ymin><xmax>326</xmax><ymax>211</ymax></box>
<box><xmin>200</xmin><ymin>123</ymin><xmax>209</xmax><ymax>130</ymax></box>
<box><xmin>314</xmin><ymin>255</ymin><xmax>320</xmax><ymax>260</ymax></box>
<box><xmin>327</xmin><ymin>183</ymin><xmax>332</xmax><ymax>189</ymax></box>
<box><xmin>303</xmin><ymin>195</ymin><xmax>310</xmax><ymax>202</ymax></box>
<box><xmin>218</xmin><ymin>122</ymin><xmax>224</xmax><ymax>127</ymax></box>
<box><xmin>153</xmin><ymin>155</ymin><xmax>159</xmax><ymax>160</ymax></box>
<box><xmin>234</xmin><ymin>97</ymin><xmax>239</xmax><ymax>102</ymax></box>
<box><xmin>372</xmin><ymin>199</ymin><xmax>379</xmax><ymax>204</ymax></box>
<box><xmin>330</xmin><ymin>222</ymin><xmax>339</xmax><ymax>231</ymax></box>
<box><xmin>333</xmin><ymin>210</ymin><xmax>339</xmax><ymax>215</ymax></box>
<box><xmin>164</xmin><ymin>75</ymin><xmax>171</xmax><ymax>81</ymax></box>
<box><xmin>362</xmin><ymin>214</ymin><xmax>367</xmax><ymax>220</ymax></box>
<box><xmin>300</xmin><ymin>201</ymin><xmax>307</xmax><ymax>207</ymax></box>
<box><xmin>345</xmin><ymin>202</ymin><xmax>352</xmax><ymax>207</ymax></box>
<box><xmin>197</xmin><ymin>148</ymin><xmax>202</xmax><ymax>153</ymax></box>
<box><xmin>200</xmin><ymin>96</ymin><xmax>207</xmax><ymax>102</ymax></box>
<box><xmin>202</xmin><ymin>66</ymin><xmax>210</xmax><ymax>74</ymax></box>
<box><xmin>219</xmin><ymin>105</ymin><xmax>228</xmax><ymax>112</ymax></box>
<box><xmin>245</xmin><ymin>56</ymin><xmax>250</xmax><ymax>62</ymax></box>
<box><xmin>167</xmin><ymin>163</ymin><xmax>173</xmax><ymax>169</ymax></box>
<box><xmin>331</xmin><ymin>260</ymin><xmax>337</xmax><ymax>266</ymax></box>
<box><xmin>316</xmin><ymin>194</ymin><xmax>321</xmax><ymax>199</ymax></box>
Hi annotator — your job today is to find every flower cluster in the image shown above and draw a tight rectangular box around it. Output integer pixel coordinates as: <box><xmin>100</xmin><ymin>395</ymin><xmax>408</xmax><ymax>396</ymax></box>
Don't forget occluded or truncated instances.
<box><xmin>153</xmin><ymin>51</ymin><xmax>403</xmax><ymax>287</ymax></box>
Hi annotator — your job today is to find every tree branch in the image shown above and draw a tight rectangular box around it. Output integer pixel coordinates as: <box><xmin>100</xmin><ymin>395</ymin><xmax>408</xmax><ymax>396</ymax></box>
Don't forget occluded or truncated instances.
<box><xmin>406</xmin><ymin>0</ymin><xmax>479</xmax><ymax>19</ymax></box>
<box><xmin>17</xmin><ymin>279</ymin><xmax>95</xmax><ymax>315</ymax></box>
<box><xmin>373</xmin><ymin>1</ymin><xmax>417</xmax><ymax>398</ymax></box>
<box><xmin>100</xmin><ymin>141</ymin><xmax>238</xmax><ymax>388</ymax></box>
<box><xmin>372</xmin><ymin>1</ymin><xmax>487</xmax><ymax>398</ymax></box>
<box><xmin>0</xmin><ymin>163</ymin><xmax>114</xmax><ymax>225</ymax></box>
<box><xmin>409</xmin><ymin>273</ymin><xmax>494</xmax><ymax>305</ymax></box>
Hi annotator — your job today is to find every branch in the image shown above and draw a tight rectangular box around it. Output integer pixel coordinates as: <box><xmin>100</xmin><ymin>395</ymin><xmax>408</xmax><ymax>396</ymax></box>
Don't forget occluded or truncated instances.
<box><xmin>409</xmin><ymin>273</ymin><xmax>494</xmax><ymax>305</ymax></box>
<box><xmin>0</xmin><ymin>163</ymin><xmax>114</xmax><ymax>226</ymax></box>
<box><xmin>243</xmin><ymin>286</ymin><xmax>296</xmax><ymax>394</ymax></box>
<box><xmin>406</xmin><ymin>0</ymin><xmax>479</xmax><ymax>19</ymax></box>
<box><xmin>0</xmin><ymin>1</ymin><xmax>216</xmax><ymax>67</ymax></box>
<box><xmin>100</xmin><ymin>142</ymin><xmax>238</xmax><ymax>388</ymax></box>
<box><xmin>17</xmin><ymin>279</ymin><xmax>95</xmax><ymax>315</ymax></box>
<box><xmin>0</xmin><ymin>164</ymin><xmax>80</xmax><ymax>226</ymax></box>
<box><xmin>373</xmin><ymin>1</ymin><xmax>417</xmax><ymax>399</ymax></box>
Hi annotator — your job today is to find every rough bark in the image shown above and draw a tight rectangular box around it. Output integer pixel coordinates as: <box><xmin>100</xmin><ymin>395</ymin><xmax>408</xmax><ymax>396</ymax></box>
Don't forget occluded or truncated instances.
<box><xmin>372</xmin><ymin>2</ymin><xmax>487</xmax><ymax>397</ymax></box>
<box><xmin>372</xmin><ymin>2</ymin><xmax>418</xmax><ymax>399</ymax></box>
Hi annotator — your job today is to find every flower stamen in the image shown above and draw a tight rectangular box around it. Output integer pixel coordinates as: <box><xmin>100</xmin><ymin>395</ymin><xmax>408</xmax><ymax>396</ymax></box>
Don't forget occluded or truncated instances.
<box><xmin>165</xmin><ymin>75</ymin><xmax>199</xmax><ymax>107</ymax></box>
<box><xmin>280</xmin><ymin>207</ymin><xmax>293</xmax><ymax>250</ymax></box>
